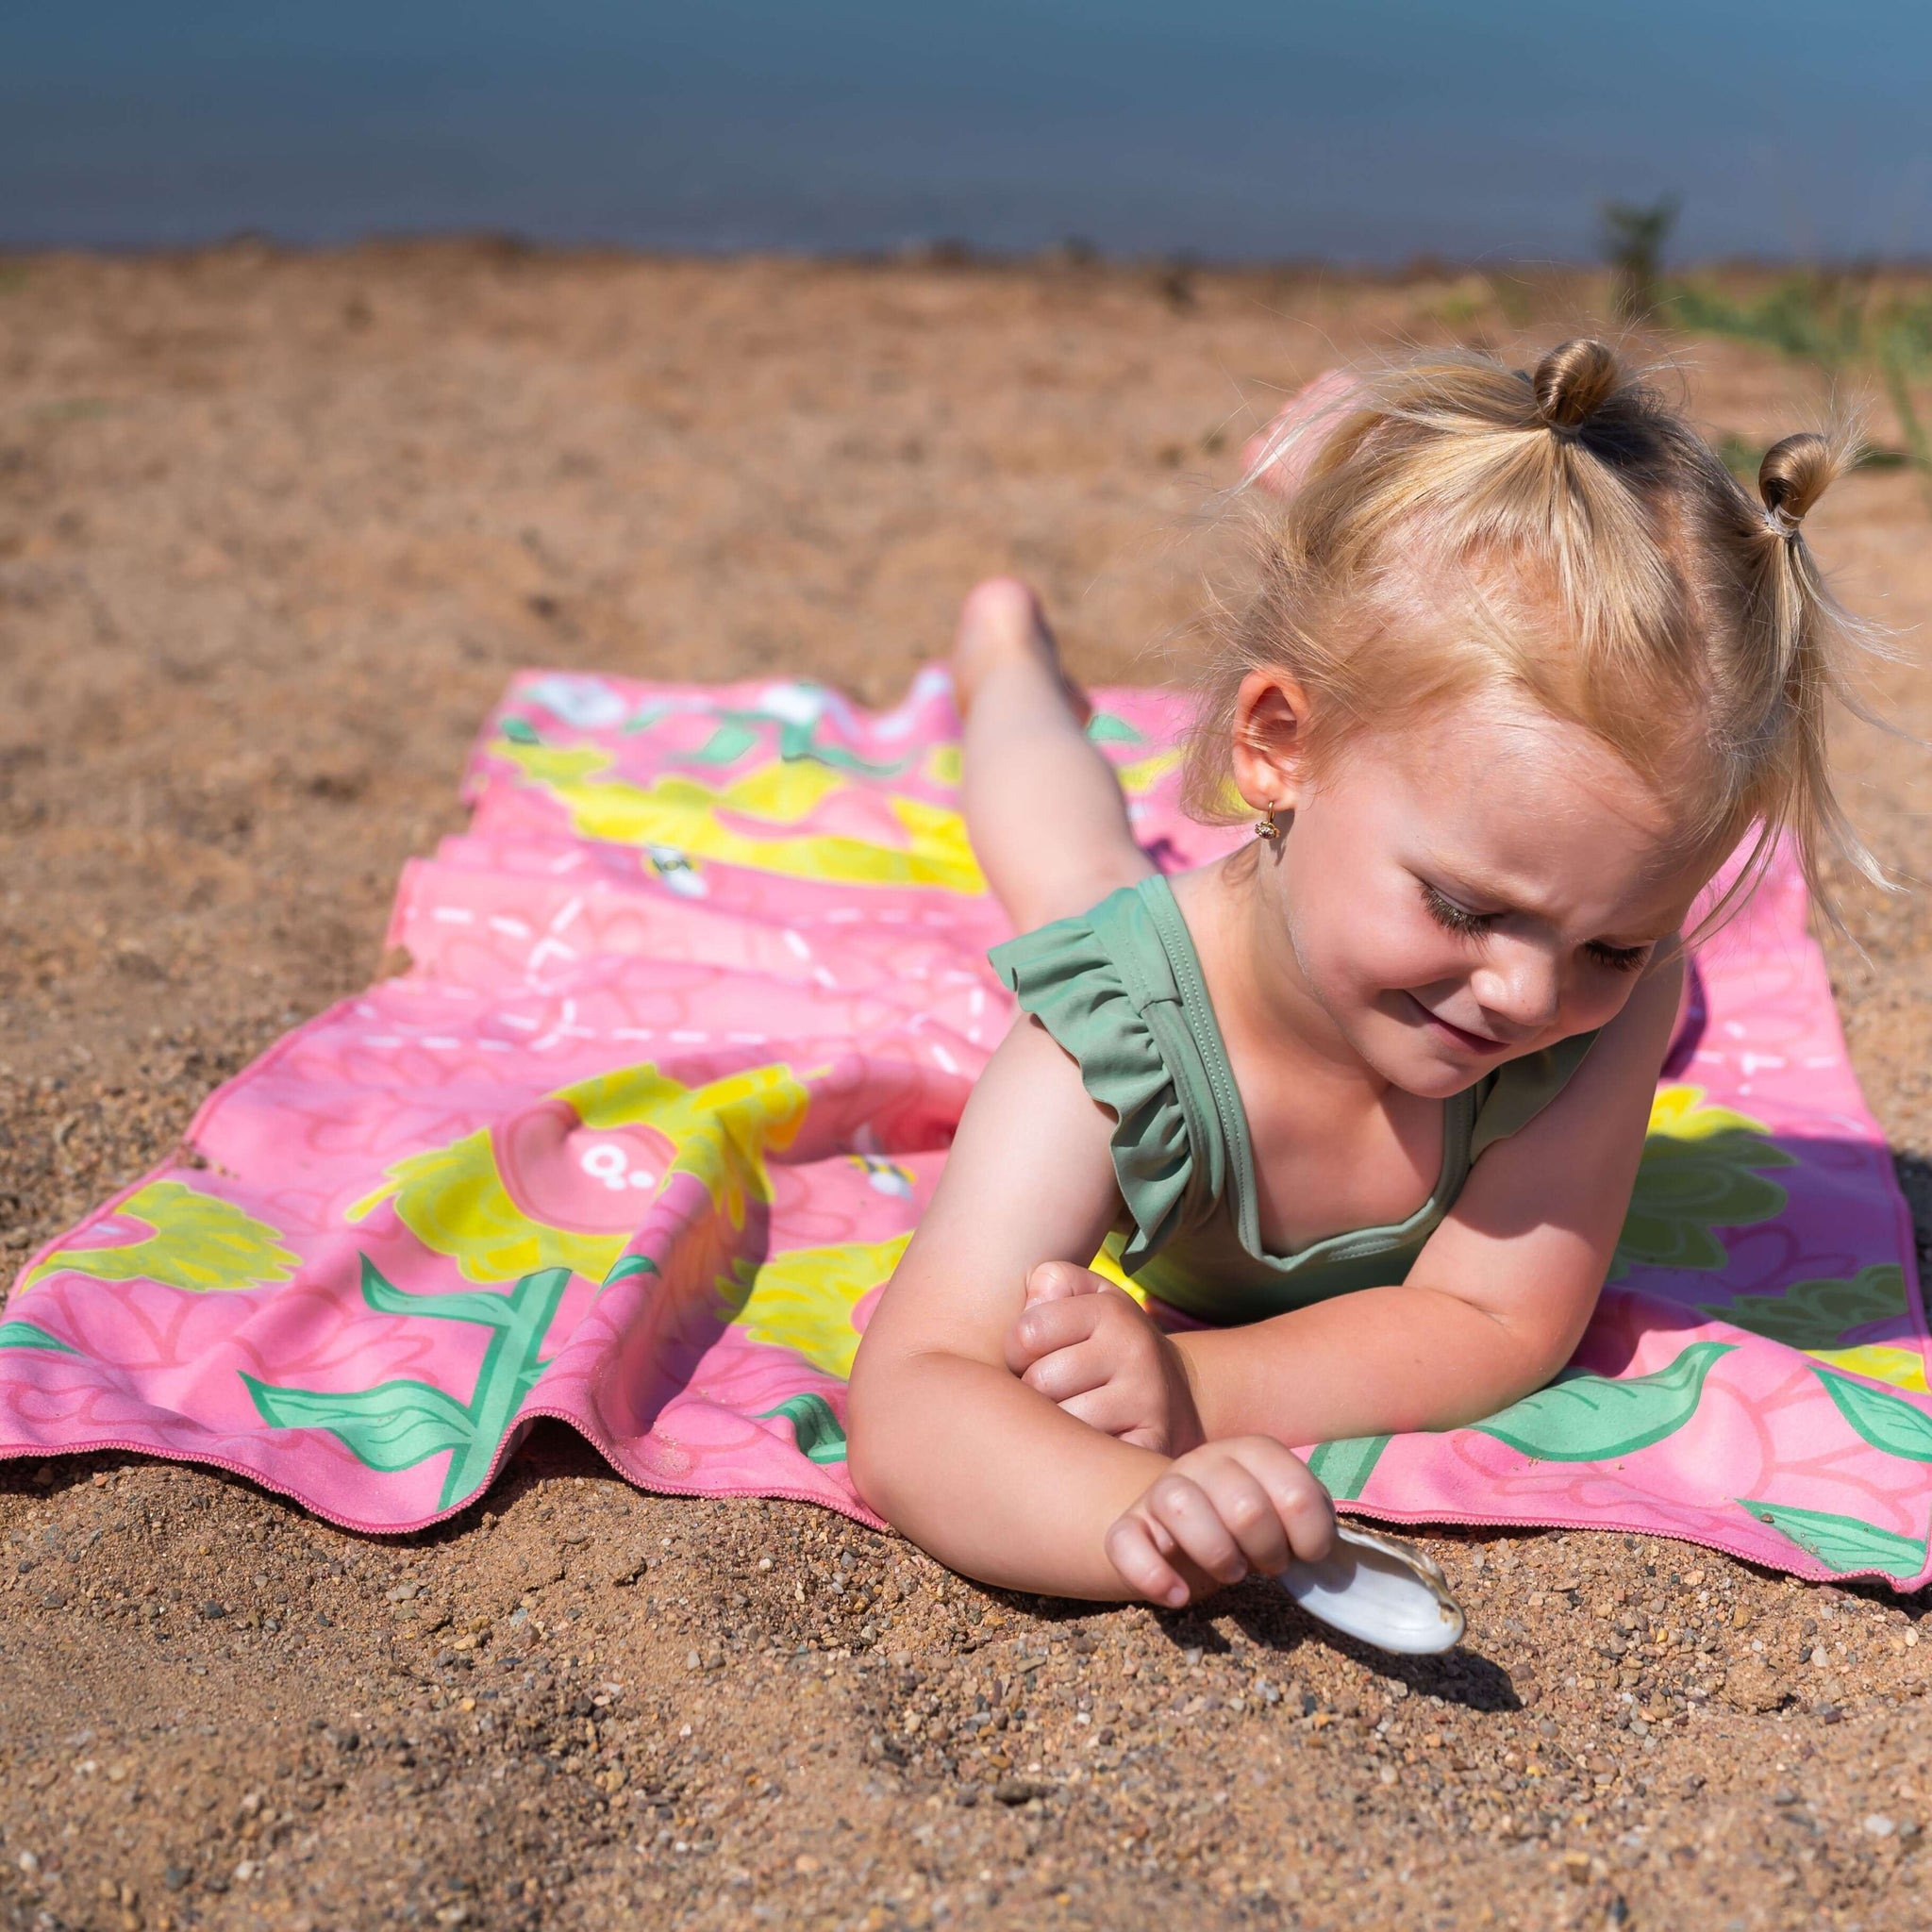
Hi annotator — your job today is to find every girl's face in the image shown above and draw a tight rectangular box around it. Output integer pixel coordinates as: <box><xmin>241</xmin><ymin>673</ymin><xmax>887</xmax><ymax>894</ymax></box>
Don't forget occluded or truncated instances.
<box><xmin>1241</xmin><ymin>685</ymin><xmax>1716</xmax><ymax>1098</ymax></box>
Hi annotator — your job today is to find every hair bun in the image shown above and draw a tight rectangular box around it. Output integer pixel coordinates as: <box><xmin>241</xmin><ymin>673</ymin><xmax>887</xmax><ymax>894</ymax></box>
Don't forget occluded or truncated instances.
<box><xmin>1758</xmin><ymin>432</ymin><xmax>1834</xmax><ymax>532</ymax></box>
<box><xmin>1532</xmin><ymin>338</ymin><xmax>1620</xmax><ymax>432</ymax></box>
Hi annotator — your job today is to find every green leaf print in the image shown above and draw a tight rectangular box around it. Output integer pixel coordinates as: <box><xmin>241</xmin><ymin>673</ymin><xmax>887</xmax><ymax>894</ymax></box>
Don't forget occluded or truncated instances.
<box><xmin>1698</xmin><ymin>1264</ymin><xmax>1907</xmax><ymax>1349</ymax></box>
<box><xmin>601</xmin><ymin>1253</ymin><xmax>662</xmax><ymax>1288</ymax></box>
<box><xmin>500</xmin><ymin>715</ymin><xmax>541</xmax><ymax>745</ymax></box>
<box><xmin>1811</xmin><ymin>1365</ymin><xmax>1932</xmax><ymax>1463</ymax></box>
<box><xmin>241</xmin><ymin>1375</ymin><xmax>475</xmax><ymax>1472</ymax></box>
<box><xmin>756</xmin><ymin>1392</ymin><xmax>848</xmax><ymax>1465</ymax></box>
<box><xmin>1083</xmin><ymin>711</ymin><xmax>1144</xmax><ymax>746</ymax></box>
<box><xmin>1307</xmin><ymin>1434</ymin><xmax>1391</xmax><ymax>1501</ymax></box>
<box><xmin>1739</xmin><ymin>1498</ymin><xmax>1929</xmax><ymax>1581</ymax></box>
<box><xmin>245</xmin><ymin>1258</ymin><xmax>572</xmax><ymax>1508</ymax></box>
<box><xmin>0</xmin><ymin>1318</ymin><xmax>78</xmax><ymax>1355</ymax></box>
<box><xmin>1473</xmin><ymin>1341</ymin><xmax>1733</xmax><ymax>1462</ymax></box>
<box><xmin>687</xmin><ymin>719</ymin><xmax>763</xmax><ymax>767</ymax></box>
<box><xmin>1609</xmin><ymin>1088</ymin><xmax>1794</xmax><ymax>1279</ymax></box>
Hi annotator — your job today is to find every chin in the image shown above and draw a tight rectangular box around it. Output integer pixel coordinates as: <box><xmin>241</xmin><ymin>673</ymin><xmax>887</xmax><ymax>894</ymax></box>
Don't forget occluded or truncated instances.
<box><xmin>1389</xmin><ymin>1052</ymin><xmax>1486</xmax><ymax>1099</ymax></box>
<box><xmin>1347</xmin><ymin>1020</ymin><xmax>1480</xmax><ymax>1098</ymax></box>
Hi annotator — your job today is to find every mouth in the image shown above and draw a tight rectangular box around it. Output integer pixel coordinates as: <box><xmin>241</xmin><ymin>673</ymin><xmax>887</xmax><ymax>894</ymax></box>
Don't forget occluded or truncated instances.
<box><xmin>1407</xmin><ymin>994</ymin><xmax>1508</xmax><ymax>1057</ymax></box>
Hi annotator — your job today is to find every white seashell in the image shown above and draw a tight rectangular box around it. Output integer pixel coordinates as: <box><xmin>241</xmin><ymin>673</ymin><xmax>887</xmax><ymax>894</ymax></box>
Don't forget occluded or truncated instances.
<box><xmin>1277</xmin><ymin>1523</ymin><xmax>1465</xmax><ymax>1656</ymax></box>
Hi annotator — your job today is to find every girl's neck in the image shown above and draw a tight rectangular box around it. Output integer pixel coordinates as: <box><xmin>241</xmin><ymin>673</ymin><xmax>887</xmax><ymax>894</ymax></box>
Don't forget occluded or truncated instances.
<box><xmin>1174</xmin><ymin>851</ymin><xmax>1391</xmax><ymax>1092</ymax></box>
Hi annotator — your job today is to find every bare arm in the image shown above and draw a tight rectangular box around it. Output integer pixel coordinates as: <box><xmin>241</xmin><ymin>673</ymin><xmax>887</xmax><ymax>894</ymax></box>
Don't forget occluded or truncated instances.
<box><xmin>848</xmin><ymin>1017</ymin><xmax>1165</xmax><ymax>1594</ymax></box>
<box><xmin>1173</xmin><ymin>953</ymin><xmax>1682</xmax><ymax>1444</ymax></box>
<box><xmin>849</xmin><ymin>1017</ymin><xmax>1332</xmax><ymax>1601</ymax></box>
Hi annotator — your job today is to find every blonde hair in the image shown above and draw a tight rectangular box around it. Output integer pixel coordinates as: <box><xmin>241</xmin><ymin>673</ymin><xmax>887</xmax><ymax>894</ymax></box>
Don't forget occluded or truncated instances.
<box><xmin>1183</xmin><ymin>338</ymin><xmax>1882</xmax><ymax>923</ymax></box>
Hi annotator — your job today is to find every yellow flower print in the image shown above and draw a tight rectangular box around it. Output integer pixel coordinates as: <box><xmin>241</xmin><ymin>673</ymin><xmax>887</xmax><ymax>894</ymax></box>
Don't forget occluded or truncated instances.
<box><xmin>491</xmin><ymin>739</ymin><xmax>987</xmax><ymax>893</ymax></box>
<box><xmin>350</xmin><ymin>1061</ymin><xmax>812</xmax><ymax>1285</ymax></box>
<box><xmin>25</xmin><ymin>1181</ymin><xmax>298</xmax><ymax>1293</ymax></box>
<box><xmin>728</xmin><ymin>1233</ymin><xmax>911</xmax><ymax>1378</ymax></box>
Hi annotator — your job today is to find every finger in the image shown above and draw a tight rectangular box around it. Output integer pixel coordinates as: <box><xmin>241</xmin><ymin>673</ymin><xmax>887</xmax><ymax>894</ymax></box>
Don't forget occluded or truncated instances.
<box><xmin>1018</xmin><ymin>1340</ymin><xmax>1116</xmax><ymax>1406</ymax></box>
<box><xmin>1002</xmin><ymin>1295</ymin><xmax>1101</xmax><ymax>1374</ymax></box>
<box><xmin>1239</xmin><ymin>1439</ymin><xmax>1338</xmax><ymax>1563</ymax></box>
<box><xmin>1024</xmin><ymin>1259</ymin><xmax>1110</xmax><ymax>1307</ymax></box>
<box><xmin>1055</xmin><ymin>1382</ymin><xmax>1159</xmax><ymax>1443</ymax></box>
<box><xmin>1104</xmin><ymin>1513</ymin><xmax>1191</xmax><ymax>1609</ymax></box>
<box><xmin>1020</xmin><ymin>1259</ymin><xmax>1112</xmax><ymax>1306</ymax></box>
<box><xmin>1144</xmin><ymin>1474</ymin><xmax>1247</xmax><ymax>1585</ymax></box>
<box><xmin>1190</xmin><ymin>1461</ymin><xmax>1291</xmax><ymax>1579</ymax></box>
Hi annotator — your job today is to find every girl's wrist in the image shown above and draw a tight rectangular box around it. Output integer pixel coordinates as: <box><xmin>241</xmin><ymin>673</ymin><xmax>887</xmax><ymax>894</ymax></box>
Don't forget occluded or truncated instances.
<box><xmin>1163</xmin><ymin>1330</ymin><xmax>1210</xmax><ymax>1453</ymax></box>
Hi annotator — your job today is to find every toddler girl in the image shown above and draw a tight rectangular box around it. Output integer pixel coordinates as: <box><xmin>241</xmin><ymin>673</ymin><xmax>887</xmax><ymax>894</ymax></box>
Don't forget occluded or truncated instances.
<box><xmin>848</xmin><ymin>339</ymin><xmax>1871</xmax><ymax>1609</ymax></box>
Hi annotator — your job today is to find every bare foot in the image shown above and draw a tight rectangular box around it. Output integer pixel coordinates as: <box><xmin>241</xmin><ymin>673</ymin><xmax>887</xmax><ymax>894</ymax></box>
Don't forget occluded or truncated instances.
<box><xmin>950</xmin><ymin>576</ymin><xmax>1092</xmax><ymax>724</ymax></box>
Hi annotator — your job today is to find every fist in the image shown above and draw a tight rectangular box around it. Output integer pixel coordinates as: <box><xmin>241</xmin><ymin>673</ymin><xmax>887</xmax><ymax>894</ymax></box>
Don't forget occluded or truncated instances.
<box><xmin>1003</xmin><ymin>1261</ymin><xmax>1202</xmax><ymax>1455</ymax></box>
<box><xmin>1106</xmin><ymin>1436</ymin><xmax>1335</xmax><ymax>1609</ymax></box>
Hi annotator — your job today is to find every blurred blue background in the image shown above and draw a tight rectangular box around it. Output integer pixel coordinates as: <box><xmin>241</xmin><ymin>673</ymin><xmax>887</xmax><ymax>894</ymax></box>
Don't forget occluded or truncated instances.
<box><xmin>3</xmin><ymin>0</ymin><xmax>1926</xmax><ymax>260</ymax></box>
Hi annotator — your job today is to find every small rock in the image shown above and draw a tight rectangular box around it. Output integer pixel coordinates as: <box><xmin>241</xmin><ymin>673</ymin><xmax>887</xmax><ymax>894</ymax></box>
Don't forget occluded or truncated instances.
<box><xmin>386</xmin><ymin>1580</ymin><xmax>420</xmax><ymax>1604</ymax></box>
<box><xmin>40</xmin><ymin>1589</ymin><xmax>68</xmax><ymax>1610</ymax></box>
<box><xmin>1863</xmin><ymin>1813</ymin><xmax>1895</xmax><ymax>1839</ymax></box>
<box><xmin>200</xmin><ymin>1602</ymin><xmax>226</xmax><ymax>1621</ymax></box>
<box><xmin>993</xmin><ymin>1777</ymin><xmax>1048</xmax><ymax>1806</ymax></box>
<box><xmin>685</xmin><ymin>1650</ymin><xmax>701</xmax><ymax>1673</ymax></box>
<box><xmin>794</xmin><ymin>1854</ymin><xmax>821</xmax><ymax>1875</ymax></box>
<box><xmin>163</xmin><ymin>1867</ymin><xmax>191</xmax><ymax>1892</ymax></box>
<box><xmin>1772</xmin><ymin>1787</ymin><xmax>1801</xmax><ymax>1807</ymax></box>
<box><xmin>1720</xmin><ymin>1658</ymin><xmax>1785</xmax><ymax>1714</ymax></box>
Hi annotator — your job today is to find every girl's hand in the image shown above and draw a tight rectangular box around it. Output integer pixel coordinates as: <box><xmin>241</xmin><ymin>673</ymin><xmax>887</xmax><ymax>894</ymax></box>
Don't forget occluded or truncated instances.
<box><xmin>1003</xmin><ymin>1261</ymin><xmax>1204</xmax><ymax>1454</ymax></box>
<box><xmin>1104</xmin><ymin>1437</ymin><xmax>1335</xmax><ymax>1609</ymax></box>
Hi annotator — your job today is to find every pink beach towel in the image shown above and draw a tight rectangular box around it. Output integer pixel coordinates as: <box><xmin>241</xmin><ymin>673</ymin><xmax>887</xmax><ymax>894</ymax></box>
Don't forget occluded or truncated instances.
<box><xmin>4</xmin><ymin>671</ymin><xmax>1928</xmax><ymax>1589</ymax></box>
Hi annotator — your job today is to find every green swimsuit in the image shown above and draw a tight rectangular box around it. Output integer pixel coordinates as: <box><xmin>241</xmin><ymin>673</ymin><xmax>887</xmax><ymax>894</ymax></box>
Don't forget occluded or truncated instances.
<box><xmin>988</xmin><ymin>873</ymin><xmax>1598</xmax><ymax>1325</ymax></box>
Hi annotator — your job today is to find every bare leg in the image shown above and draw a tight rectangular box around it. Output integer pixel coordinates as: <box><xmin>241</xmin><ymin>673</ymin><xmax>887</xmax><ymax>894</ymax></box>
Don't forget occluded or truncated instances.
<box><xmin>952</xmin><ymin>578</ymin><xmax>1152</xmax><ymax>933</ymax></box>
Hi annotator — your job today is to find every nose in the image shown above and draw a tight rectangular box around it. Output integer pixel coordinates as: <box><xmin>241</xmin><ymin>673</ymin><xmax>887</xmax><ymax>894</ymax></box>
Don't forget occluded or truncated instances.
<box><xmin>1471</xmin><ymin>938</ymin><xmax>1563</xmax><ymax>1037</ymax></box>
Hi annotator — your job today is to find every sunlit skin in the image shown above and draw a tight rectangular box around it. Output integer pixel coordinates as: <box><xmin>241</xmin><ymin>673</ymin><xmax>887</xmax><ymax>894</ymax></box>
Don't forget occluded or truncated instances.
<box><xmin>848</xmin><ymin>575</ymin><xmax>1721</xmax><ymax>1610</ymax></box>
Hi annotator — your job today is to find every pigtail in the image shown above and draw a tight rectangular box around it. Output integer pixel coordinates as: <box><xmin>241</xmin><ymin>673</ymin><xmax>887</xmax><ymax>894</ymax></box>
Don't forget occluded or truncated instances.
<box><xmin>1531</xmin><ymin>339</ymin><xmax>1620</xmax><ymax>432</ymax></box>
<box><xmin>1710</xmin><ymin>428</ymin><xmax>1890</xmax><ymax>928</ymax></box>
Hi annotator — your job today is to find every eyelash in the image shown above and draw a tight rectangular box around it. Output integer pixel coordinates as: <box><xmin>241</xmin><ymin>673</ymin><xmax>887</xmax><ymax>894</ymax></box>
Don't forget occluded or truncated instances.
<box><xmin>1420</xmin><ymin>881</ymin><xmax>1653</xmax><ymax>974</ymax></box>
<box><xmin>1420</xmin><ymin>881</ymin><xmax>1492</xmax><ymax>939</ymax></box>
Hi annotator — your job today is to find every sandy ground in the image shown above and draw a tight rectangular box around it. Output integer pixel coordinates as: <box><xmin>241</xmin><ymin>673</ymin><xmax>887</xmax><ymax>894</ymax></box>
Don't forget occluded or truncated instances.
<box><xmin>3</xmin><ymin>246</ymin><xmax>1931</xmax><ymax>1932</ymax></box>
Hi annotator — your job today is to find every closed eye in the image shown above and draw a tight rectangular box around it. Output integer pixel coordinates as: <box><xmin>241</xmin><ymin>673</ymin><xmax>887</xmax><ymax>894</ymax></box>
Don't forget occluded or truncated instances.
<box><xmin>1585</xmin><ymin>939</ymin><xmax>1653</xmax><ymax>974</ymax></box>
<box><xmin>1426</xmin><ymin>877</ymin><xmax>1655</xmax><ymax>974</ymax></box>
<box><xmin>1420</xmin><ymin>879</ymin><xmax>1496</xmax><ymax>938</ymax></box>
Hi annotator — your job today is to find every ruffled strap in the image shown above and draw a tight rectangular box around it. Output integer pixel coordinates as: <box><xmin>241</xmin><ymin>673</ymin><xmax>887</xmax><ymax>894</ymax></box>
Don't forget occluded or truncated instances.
<box><xmin>988</xmin><ymin>881</ymin><xmax>1224</xmax><ymax>1273</ymax></box>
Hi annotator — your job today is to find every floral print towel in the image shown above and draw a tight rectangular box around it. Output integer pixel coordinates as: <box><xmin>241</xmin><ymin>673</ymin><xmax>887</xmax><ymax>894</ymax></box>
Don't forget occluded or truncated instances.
<box><xmin>4</xmin><ymin>670</ymin><xmax>1928</xmax><ymax>1588</ymax></box>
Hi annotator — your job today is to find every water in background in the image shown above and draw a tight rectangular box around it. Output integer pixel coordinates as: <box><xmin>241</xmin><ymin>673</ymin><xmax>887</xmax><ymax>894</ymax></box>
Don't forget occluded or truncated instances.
<box><xmin>4</xmin><ymin>0</ymin><xmax>1928</xmax><ymax>260</ymax></box>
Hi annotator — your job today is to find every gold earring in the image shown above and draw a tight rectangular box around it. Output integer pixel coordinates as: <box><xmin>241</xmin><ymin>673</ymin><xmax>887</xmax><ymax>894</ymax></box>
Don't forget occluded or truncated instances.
<box><xmin>1254</xmin><ymin>809</ymin><xmax>1280</xmax><ymax>841</ymax></box>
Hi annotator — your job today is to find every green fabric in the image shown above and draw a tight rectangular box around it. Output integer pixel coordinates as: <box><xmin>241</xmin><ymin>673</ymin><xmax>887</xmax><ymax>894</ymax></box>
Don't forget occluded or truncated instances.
<box><xmin>988</xmin><ymin>874</ymin><xmax>1599</xmax><ymax>1324</ymax></box>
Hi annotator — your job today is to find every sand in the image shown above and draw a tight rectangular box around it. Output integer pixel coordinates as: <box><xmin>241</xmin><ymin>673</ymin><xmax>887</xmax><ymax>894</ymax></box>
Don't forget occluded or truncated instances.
<box><xmin>2</xmin><ymin>244</ymin><xmax>1930</xmax><ymax>1932</ymax></box>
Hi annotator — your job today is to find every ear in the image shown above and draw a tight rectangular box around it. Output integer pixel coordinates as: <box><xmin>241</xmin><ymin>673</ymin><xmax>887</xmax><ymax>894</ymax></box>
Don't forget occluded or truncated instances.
<box><xmin>1229</xmin><ymin>670</ymin><xmax>1318</xmax><ymax>813</ymax></box>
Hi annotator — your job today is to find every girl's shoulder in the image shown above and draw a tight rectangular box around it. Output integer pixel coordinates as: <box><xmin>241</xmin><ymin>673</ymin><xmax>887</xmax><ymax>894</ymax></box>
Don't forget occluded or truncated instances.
<box><xmin>988</xmin><ymin>874</ymin><xmax>1233</xmax><ymax>1271</ymax></box>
